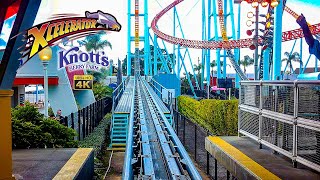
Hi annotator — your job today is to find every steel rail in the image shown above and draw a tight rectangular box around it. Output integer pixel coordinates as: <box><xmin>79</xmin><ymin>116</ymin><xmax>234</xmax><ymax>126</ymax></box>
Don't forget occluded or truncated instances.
<box><xmin>140</xmin><ymin>79</ymin><xmax>182</xmax><ymax>178</ymax></box>
<box><xmin>136</xmin><ymin>81</ymin><xmax>156</xmax><ymax>179</ymax></box>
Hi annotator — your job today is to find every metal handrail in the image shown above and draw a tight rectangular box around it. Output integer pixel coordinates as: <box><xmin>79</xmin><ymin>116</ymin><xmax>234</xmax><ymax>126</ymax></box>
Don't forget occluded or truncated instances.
<box><xmin>149</xmin><ymin>78</ymin><xmax>174</xmax><ymax>124</ymax></box>
<box><xmin>241</xmin><ymin>80</ymin><xmax>320</xmax><ymax>85</ymax></box>
<box><xmin>239</xmin><ymin>80</ymin><xmax>320</xmax><ymax>172</ymax></box>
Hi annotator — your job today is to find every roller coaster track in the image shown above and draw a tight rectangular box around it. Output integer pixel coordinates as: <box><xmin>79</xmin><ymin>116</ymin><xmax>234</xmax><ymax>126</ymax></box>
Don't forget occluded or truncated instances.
<box><xmin>123</xmin><ymin>77</ymin><xmax>202</xmax><ymax>179</ymax></box>
<box><xmin>151</xmin><ymin>0</ymin><xmax>320</xmax><ymax>80</ymax></box>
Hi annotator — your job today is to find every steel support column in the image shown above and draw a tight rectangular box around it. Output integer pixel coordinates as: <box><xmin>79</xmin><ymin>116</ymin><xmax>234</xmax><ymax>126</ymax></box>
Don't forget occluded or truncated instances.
<box><xmin>272</xmin><ymin>0</ymin><xmax>283</xmax><ymax>80</ymax></box>
<box><xmin>127</xmin><ymin>0</ymin><xmax>132</xmax><ymax>76</ymax></box>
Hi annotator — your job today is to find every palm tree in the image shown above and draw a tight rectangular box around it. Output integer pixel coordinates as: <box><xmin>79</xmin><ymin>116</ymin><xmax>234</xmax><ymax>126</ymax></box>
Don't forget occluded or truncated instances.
<box><xmin>83</xmin><ymin>31</ymin><xmax>112</xmax><ymax>52</ymax></box>
<box><xmin>83</xmin><ymin>31</ymin><xmax>112</xmax><ymax>83</ymax></box>
<box><xmin>282</xmin><ymin>52</ymin><xmax>301</xmax><ymax>74</ymax></box>
<box><xmin>240</xmin><ymin>55</ymin><xmax>254</xmax><ymax>74</ymax></box>
<box><xmin>193</xmin><ymin>64</ymin><xmax>202</xmax><ymax>75</ymax></box>
<box><xmin>210</xmin><ymin>60</ymin><xmax>217</xmax><ymax>77</ymax></box>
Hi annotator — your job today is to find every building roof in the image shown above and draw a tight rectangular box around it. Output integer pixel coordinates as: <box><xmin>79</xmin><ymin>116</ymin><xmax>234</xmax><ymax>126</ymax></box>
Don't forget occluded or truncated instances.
<box><xmin>294</xmin><ymin>67</ymin><xmax>320</xmax><ymax>74</ymax></box>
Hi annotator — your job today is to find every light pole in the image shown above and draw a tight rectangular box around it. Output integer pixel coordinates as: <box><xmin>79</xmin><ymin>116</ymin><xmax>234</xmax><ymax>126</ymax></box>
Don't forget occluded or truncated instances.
<box><xmin>38</xmin><ymin>46</ymin><xmax>52</xmax><ymax>116</ymax></box>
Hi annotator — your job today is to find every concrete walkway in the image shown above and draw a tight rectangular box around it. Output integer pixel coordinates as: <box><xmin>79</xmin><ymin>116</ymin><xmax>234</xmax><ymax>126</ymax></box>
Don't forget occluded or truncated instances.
<box><xmin>206</xmin><ymin>136</ymin><xmax>320</xmax><ymax>180</ymax></box>
<box><xmin>13</xmin><ymin>148</ymin><xmax>93</xmax><ymax>180</ymax></box>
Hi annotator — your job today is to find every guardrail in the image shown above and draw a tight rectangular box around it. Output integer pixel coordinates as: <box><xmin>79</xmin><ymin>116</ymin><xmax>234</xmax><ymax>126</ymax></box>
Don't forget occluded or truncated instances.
<box><xmin>239</xmin><ymin>80</ymin><xmax>320</xmax><ymax>172</ymax></box>
<box><xmin>112</xmin><ymin>76</ymin><xmax>130</xmax><ymax>112</ymax></box>
<box><xmin>149</xmin><ymin>78</ymin><xmax>173</xmax><ymax>106</ymax></box>
<box><xmin>149</xmin><ymin>78</ymin><xmax>174</xmax><ymax>123</ymax></box>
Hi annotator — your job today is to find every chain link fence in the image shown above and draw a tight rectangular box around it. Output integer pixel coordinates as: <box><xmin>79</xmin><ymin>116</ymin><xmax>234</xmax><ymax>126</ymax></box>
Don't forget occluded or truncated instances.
<box><xmin>239</xmin><ymin>80</ymin><xmax>320</xmax><ymax>172</ymax></box>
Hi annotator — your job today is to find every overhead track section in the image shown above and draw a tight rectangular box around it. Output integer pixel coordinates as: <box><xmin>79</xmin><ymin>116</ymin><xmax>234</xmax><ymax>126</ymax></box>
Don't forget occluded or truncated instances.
<box><xmin>151</xmin><ymin>1</ymin><xmax>320</xmax><ymax>61</ymax></box>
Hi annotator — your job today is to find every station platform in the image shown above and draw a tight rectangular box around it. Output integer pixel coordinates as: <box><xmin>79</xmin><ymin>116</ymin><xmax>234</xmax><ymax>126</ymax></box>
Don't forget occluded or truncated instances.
<box><xmin>205</xmin><ymin>136</ymin><xmax>320</xmax><ymax>180</ymax></box>
<box><xmin>12</xmin><ymin>148</ymin><xmax>94</xmax><ymax>180</ymax></box>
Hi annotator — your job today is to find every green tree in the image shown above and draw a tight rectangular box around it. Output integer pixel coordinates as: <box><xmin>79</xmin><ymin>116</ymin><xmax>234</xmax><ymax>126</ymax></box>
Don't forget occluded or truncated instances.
<box><xmin>83</xmin><ymin>31</ymin><xmax>112</xmax><ymax>83</ymax></box>
<box><xmin>83</xmin><ymin>31</ymin><xmax>112</xmax><ymax>52</ymax></box>
<box><xmin>210</xmin><ymin>60</ymin><xmax>217</xmax><ymax>77</ymax></box>
<box><xmin>87</xmin><ymin>67</ymin><xmax>109</xmax><ymax>83</ymax></box>
<box><xmin>240</xmin><ymin>55</ymin><xmax>254</xmax><ymax>74</ymax></box>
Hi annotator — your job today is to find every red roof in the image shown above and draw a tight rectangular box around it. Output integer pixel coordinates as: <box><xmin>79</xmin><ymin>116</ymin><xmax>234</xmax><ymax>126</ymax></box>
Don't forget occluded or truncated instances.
<box><xmin>13</xmin><ymin>77</ymin><xmax>59</xmax><ymax>85</ymax></box>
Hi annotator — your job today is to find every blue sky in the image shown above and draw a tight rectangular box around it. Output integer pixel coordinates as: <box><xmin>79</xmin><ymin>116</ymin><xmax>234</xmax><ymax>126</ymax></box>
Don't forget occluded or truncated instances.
<box><xmin>296</xmin><ymin>0</ymin><xmax>320</xmax><ymax>6</ymax></box>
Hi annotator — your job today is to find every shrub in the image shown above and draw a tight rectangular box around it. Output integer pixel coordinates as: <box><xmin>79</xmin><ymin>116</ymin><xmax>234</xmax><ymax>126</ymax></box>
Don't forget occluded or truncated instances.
<box><xmin>78</xmin><ymin>113</ymin><xmax>112</xmax><ymax>156</ymax></box>
<box><xmin>178</xmin><ymin>95</ymin><xmax>238</xmax><ymax>136</ymax></box>
<box><xmin>93</xmin><ymin>82</ymin><xmax>113</xmax><ymax>100</ymax></box>
<box><xmin>12</xmin><ymin>102</ymin><xmax>78</xmax><ymax>148</ymax></box>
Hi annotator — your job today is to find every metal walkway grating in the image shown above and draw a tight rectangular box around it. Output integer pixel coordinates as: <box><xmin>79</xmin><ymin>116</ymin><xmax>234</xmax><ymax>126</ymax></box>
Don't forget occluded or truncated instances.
<box><xmin>114</xmin><ymin>79</ymin><xmax>135</xmax><ymax>113</ymax></box>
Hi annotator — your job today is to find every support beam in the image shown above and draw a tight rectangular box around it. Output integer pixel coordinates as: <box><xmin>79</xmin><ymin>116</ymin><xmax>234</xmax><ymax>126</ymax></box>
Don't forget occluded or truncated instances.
<box><xmin>272</xmin><ymin>0</ymin><xmax>283</xmax><ymax>80</ymax></box>
<box><xmin>263</xmin><ymin>48</ymin><xmax>271</xmax><ymax>80</ymax></box>
<box><xmin>127</xmin><ymin>0</ymin><xmax>132</xmax><ymax>76</ymax></box>
<box><xmin>173</xmin><ymin>7</ymin><xmax>177</xmax><ymax>77</ymax></box>
<box><xmin>154</xmin><ymin>34</ymin><xmax>158</xmax><ymax>75</ymax></box>
<box><xmin>202</xmin><ymin>0</ymin><xmax>207</xmax><ymax>90</ymax></box>
<box><xmin>233</xmin><ymin>0</ymin><xmax>240</xmax><ymax>88</ymax></box>
<box><xmin>144</xmin><ymin>0</ymin><xmax>149</xmax><ymax>75</ymax></box>
<box><xmin>0</xmin><ymin>0</ymin><xmax>41</xmax><ymax>89</ymax></box>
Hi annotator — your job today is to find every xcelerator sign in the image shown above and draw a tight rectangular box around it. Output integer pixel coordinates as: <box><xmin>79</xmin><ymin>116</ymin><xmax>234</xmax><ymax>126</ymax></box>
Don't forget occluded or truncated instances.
<box><xmin>21</xmin><ymin>10</ymin><xmax>121</xmax><ymax>68</ymax></box>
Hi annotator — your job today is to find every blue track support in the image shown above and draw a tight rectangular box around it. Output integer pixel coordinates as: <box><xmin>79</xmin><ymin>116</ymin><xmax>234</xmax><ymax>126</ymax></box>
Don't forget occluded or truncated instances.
<box><xmin>207</xmin><ymin>0</ymin><xmax>212</xmax><ymax>87</ymax></box>
<box><xmin>272</xmin><ymin>0</ymin><xmax>283</xmax><ymax>80</ymax></box>
<box><xmin>263</xmin><ymin>48</ymin><xmax>271</xmax><ymax>80</ymax></box>
<box><xmin>144</xmin><ymin>0</ymin><xmax>149</xmax><ymax>76</ymax></box>
<box><xmin>177</xmin><ymin>45</ymin><xmax>181</xmax><ymax>77</ymax></box>
<box><xmin>223</xmin><ymin>51</ymin><xmax>227</xmax><ymax>78</ymax></box>
<box><xmin>127</xmin><ymin>0</ymin><xmax>131</xmax><ymax>76</ymax></box>
<box><xmin>149</xmin><ymin>34</ymin><xmax>171</xmax><ymax>74</ymax></box>
<box><xmin>202</xmin><ymin>0</ymin><xmax>209</xmax><ymax>90</ymax></box>
<box><xmin>211</xmin><ymin>0</ymin><xmax>221</xmax><ymax>79</ymax></box>
<box><xmin>173</xmin><ymin>7</ymin><xmax>176</xmax><ymax>76</ymax></box>
<box><xmin>302</xmin><ymin>54</ymin><xmax>312</xmax><ymax>74</ymax></box>
<box><xmin>154</xmin><ymin>34</ymin><xmax>158</xmax><ymax>75</ymax></box>
<box><xmin>232</xmin><ymin>0</ymin><xmax>240</xmax><ymax>87</ymax></box>
<box><xmin>175</xmin><ymin>9</ymin><xmax>200</xmax><ymax>89</ymax></box>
